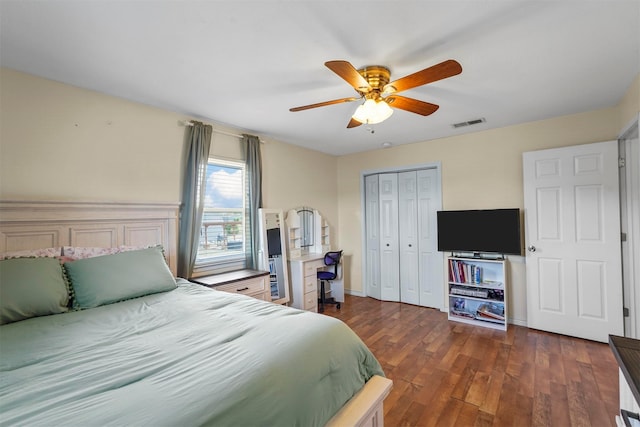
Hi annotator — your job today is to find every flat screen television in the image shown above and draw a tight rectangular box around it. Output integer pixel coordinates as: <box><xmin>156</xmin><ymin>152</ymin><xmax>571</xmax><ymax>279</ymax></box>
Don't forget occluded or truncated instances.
<box><xmin>437</xmin><ymin>208</ymin><xmax>522</xmax><ymax>255</ymax></box>
<box><xmin>266</xmin><ymin>228</ymin><xmax>282</xmax><ymax>257</ymax></box>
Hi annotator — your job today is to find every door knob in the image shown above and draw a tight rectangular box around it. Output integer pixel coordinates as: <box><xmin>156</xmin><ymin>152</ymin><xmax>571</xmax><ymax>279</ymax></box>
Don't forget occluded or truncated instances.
<box><xmin>527</xmin><ymin>245</ymin><xmax>536</xmax><ymax>252</ymax></box>
<box><xmin>408</xmin><ymin>244</ymin><xmax>412</xmax><ymax>247</ymax></box>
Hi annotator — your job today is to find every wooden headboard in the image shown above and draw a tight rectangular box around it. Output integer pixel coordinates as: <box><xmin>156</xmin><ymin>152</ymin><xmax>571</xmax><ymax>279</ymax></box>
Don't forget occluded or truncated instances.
<box><xmin>0</xmin><ymin>201</ymin><xmax>180</xmax><ymax>275</ymax></box>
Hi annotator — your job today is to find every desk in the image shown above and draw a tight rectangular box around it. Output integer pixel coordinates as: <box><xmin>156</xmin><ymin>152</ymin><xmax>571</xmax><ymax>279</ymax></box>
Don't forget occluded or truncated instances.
<box><xmin>288</xmin><ymin>253</ymin><xmax>344</xmax><ymax>312</ymax></box>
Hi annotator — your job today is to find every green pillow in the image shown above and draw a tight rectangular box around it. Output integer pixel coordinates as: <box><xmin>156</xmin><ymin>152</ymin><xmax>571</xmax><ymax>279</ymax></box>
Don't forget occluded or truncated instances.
<box><xmin>0</xmin><ymin>257</ymin><xmax>69</xmax><ymax>324</ymax></box>
<box><xmin>64</xmin><ymin>246</ymin><xmax>176</xmax><ymax>309</ymax></box>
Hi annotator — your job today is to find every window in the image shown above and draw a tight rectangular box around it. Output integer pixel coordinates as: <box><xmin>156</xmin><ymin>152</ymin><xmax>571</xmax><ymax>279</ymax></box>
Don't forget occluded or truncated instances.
<box><xmin>193</xmin><ymin>158</ymin><xmax>247</xmax><ymax>274</ymax></box>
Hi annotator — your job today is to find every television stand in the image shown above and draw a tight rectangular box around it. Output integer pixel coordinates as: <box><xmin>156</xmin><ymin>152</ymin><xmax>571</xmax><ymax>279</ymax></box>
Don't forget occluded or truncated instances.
<box><xmin>447</xmin><ymin>255</ymin><xmax>508</xmax><ymax>331</ymax></box>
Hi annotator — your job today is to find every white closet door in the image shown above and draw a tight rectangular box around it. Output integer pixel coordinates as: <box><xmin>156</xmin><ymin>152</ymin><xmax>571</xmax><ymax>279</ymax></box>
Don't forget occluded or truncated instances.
<box><xmin>398</xmin><ymin>171</ymin><xmax>420</xmax><ymax>305</ymax></box>
<box><xmin>364</xmin><ymin>174</ymin><xmax>381</xmax><ymax>300</ymax></box>
<box><xmin>417</xmin><ymin>168</ymin><xmax>443</xmax><ymax>309</ymax></box>
<box><xmin>379</xmin><ymin>173</ymin><xmax>400</xmax><ymax>301</ymax></box>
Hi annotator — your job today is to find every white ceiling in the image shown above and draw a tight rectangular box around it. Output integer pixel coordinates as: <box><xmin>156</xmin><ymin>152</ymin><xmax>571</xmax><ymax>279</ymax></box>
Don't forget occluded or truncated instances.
<box><xmin>1</xmin><ymin>1</ymin><xmax>639</xmax><ymax>156</ymax></box>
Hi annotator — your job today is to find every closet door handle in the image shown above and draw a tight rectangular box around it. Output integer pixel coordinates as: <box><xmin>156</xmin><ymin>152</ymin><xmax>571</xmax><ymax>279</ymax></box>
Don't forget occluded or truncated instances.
<box><xmin>386</xmin><ymin>243</ymin><xmax>390</xmax><ymax>247</ymax></box>
<box><xmin>408</xmin><ymin>244</ymin><xmax>412</xmax><ymax>247</ymax></box>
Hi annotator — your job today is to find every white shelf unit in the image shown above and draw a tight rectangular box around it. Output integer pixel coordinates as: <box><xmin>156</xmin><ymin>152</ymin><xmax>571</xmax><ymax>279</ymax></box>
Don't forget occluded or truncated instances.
<box><xmin>316</xmin><ymin>215</ymin><xmax>331</xmax><ymax>254</ymax></box>
<box><xmin>285</xmin><ymin>208</ymin><xmax>331</xmax><ymax>258</ymax></box>
<box><xmin>284</xmin><ymin>209</ymin><xmax>302</xmax><ymax>259</ymax></box>
<box><xmin>447</xmin><ymin>256</ymin><xmax>508</xmax><ymax>331</ymax></box>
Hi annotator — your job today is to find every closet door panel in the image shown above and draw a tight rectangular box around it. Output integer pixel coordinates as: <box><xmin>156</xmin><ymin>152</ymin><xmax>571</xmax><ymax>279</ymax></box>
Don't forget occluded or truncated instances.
<box><xmin>417</xmin><ymin>168</ymin><xmax>443</xmax><ymax>309</ymax></box>
<box><xmin>398</xmin><ymin>171</ymin><xmax>419</xmax><ymax>305</ymax></box>
<box><xmin>363</xmin><ymin>167</ymin><xmax>442</xmax><ymax>307</ymax></box>
<box><xmin>364</xmin><ymin>175</ymin><xmax>381</xmax><ymax>300</ymax></box>
<box><xmin>379</xmin><ymin>173</ymin><xmax>400</xmax><ymax>301</ymax></box>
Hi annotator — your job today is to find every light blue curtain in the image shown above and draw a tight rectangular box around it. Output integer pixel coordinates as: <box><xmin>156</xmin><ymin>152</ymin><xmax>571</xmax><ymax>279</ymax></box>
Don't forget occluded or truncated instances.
<box><xmin>243</xmin><ymin>134</ymin><xmax>262</xmax><ymax>269</ymax></box>
<box><xmin>177</xmin><ymin>121</ymin><xmax>212</xmax><ymax>278</ymax></box>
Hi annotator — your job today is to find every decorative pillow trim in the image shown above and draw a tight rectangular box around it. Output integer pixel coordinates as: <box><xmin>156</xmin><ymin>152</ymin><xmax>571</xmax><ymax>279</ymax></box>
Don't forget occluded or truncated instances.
<box><xmin>60</xmin><ymin>261</ymin><xmax>75</xmax><ymax>309</ymax></box>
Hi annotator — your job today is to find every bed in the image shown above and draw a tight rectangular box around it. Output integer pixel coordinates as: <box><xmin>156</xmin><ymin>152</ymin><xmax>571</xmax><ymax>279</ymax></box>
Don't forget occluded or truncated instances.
<box><xmin>0</xmin><ymin>201</ymin><xmax>392</xmax><ymax>427</ymax></box>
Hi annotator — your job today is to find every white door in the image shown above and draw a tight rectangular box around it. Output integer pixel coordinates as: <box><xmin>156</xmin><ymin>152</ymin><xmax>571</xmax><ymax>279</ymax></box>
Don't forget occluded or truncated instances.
<box><xmin>364</xmin><ymin>174</ymin><xmax>381</xmax><ymax>300</ymax></box>
<box><xmin>523</xmin><ymin>140</ymin><xmax>623</xmax><ymax>342</ymax></box>
<box><xmin>398</xmin><ymin>171</ymin><xmax>420</xmax><ymax>305</ymax></box>
<box><xmin>417</xmin><ymin>168</ymin><xmax>443</xmax><ymax>309</ymax></box>
<box><xmin>379</xmin><ymin>173</ymin><xmax>400</xmax><ymax>301</ymax></box>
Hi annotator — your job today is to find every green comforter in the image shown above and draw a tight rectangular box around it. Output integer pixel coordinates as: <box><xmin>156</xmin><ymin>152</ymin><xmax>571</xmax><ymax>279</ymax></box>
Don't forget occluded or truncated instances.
<box><xmin>0</xmin><ymin>279</ymin><xmax>384</xmax><ymax>426</ymax></box>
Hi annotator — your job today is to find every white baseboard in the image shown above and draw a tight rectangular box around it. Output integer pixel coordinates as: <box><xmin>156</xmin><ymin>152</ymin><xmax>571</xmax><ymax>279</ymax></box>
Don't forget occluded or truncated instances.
<box><xmin>345</xmin><ymin>289</ymin><xmax>366</xmax><ymax>297</ymax></box>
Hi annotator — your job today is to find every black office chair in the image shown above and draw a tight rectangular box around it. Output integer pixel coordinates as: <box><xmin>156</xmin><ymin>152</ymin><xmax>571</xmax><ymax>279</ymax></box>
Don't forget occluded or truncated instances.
<box><xmin>317</xmin><ymin>250</ymin><xmax>343</xmax><ymax>312</ymax></box>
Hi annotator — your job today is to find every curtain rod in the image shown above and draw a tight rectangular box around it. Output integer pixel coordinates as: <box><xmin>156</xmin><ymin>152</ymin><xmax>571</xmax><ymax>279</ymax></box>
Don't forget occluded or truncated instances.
<box><xmin>180</xmin><ymin>120</ymin><xmax>264</xmax><ymax>143</ymax></box>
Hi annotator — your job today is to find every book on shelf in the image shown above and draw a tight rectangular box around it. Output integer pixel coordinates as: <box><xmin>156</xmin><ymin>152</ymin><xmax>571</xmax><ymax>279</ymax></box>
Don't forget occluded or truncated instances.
<box><xmin>450</xmin><ymin>298</ymin><xmax>475</xmax><ymax>319</ymax></box>
<box><xmin>476</xmin><ymin>303</ymin><xmax>505</xmax><ymax>321</ymax></box>
<box><xmin>450</xmin><ymin>286</ymin><xmax>488</xmax><ymax>298</ymax></box>
<box><xmin>448</xmin><ymin>259</ymin><xmax>483</xmax><ymax>284</ymax></box>
<box><xmin>450</xmin><ymin>285</ymin><xmax>504</xmax><ymax>302</ymax></box>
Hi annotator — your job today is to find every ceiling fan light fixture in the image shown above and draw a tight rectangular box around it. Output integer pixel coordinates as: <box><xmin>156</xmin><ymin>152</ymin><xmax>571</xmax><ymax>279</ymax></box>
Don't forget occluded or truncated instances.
<box><xmin>352</xmin><ymin>99</ymin><xmax>393</xmax><ymax>125</ymax></box>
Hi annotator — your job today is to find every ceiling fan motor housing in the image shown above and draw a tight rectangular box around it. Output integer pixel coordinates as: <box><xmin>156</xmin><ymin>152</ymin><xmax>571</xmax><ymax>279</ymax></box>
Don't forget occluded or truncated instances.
<box><xmin>357</xmin><ymin>66</ymin><xmax>391</xmax><ymax>98</ymax></box>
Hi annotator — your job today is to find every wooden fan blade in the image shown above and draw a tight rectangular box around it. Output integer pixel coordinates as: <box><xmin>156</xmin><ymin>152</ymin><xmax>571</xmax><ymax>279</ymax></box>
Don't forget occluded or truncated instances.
<box><xmin>347</xmin><ymin>118</ymin><xmax>362</xmax><ymax>128</ymax></box>
<box><xmin>383</xmin><ymin>59</ymin><xmax>462</xmax><ymax>94</ymax></box>
<box><xmin>289</xmin><ymin>97</ymin><xmax>360</xmax><ymax>112</ymax></box>
<box><xmin>325</xmin><ymin>60</ymin><xmax>372</xmax><ymax>92</ymax></box>
<box><xmin>385</xmin><ymin>95</ymin><xmax>439</xmax><ymax>116</ymax></box>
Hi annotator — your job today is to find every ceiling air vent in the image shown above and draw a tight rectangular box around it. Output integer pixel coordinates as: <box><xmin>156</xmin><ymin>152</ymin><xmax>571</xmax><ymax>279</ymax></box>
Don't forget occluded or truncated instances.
<box><xmin>452</xmin><ymin>118</ymin><xmax>486</xmax><ymax>128</ymax></box>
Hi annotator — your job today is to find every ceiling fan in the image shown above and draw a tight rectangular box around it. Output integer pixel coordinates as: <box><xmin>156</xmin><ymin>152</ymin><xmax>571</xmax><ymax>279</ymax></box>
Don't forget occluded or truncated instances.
<box><xmin>290</xmin><ymin>59</ymin><xmax>462</xmax><ymax>128</ymax></box>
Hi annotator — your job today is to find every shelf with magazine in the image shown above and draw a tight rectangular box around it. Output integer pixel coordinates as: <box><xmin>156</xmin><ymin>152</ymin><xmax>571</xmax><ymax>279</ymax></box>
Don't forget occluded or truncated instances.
<box><xmin>447</xmin><ymin>256</ymin><xmax>508</xmax><ymax>331</ymax></box>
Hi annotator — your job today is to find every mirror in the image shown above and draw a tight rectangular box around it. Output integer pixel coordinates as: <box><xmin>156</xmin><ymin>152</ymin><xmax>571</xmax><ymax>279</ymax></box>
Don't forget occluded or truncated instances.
<box><xmin>285</xmin><ymin>207</ymin><xmax>330</xmax><ymax>258</ymax></box>
<box><xmin>298</xmin><ymin>207</ymin><xmax>315</xmax><ymax>247</ymax></box>
<box><xmin>258</xmin><ymin>209</ymin><xmax>290</xmax><ymax>305</ymax></box>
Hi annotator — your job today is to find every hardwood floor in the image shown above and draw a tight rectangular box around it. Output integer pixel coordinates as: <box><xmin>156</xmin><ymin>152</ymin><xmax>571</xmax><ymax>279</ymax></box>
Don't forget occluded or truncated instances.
<box><xmin>322</xmin><ymin>295</ymin><xmax>619</xmax><ymax>427</ymax></box>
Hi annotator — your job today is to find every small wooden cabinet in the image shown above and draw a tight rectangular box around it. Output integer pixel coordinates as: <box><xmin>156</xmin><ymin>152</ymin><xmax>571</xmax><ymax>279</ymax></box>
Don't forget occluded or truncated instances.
<box><xmin>447</xmin><ymin>256</ymin><xmax>508</xmax><ymax>331</ymax></box>
<box><xmin>191</xmin><ymin>269</ymin><xmax>270</xmax><ymax>301</ymax></box>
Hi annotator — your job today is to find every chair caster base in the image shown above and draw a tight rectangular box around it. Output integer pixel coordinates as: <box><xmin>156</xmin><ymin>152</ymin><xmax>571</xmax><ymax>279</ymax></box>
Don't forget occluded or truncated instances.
<box><xmin>318</xmin><ymin>297</ymin><xmax>341</xmax><ymax>311</ymax></box>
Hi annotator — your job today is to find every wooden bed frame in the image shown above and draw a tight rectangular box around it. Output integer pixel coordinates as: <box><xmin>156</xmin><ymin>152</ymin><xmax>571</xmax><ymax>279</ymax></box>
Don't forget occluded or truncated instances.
<box><xmin>0</xmin><ymin>200</ymin><xmax>392</xmax><ymax>427</ymax></box>
<box><xmin>0</xmin><ymin>200</ymin><xmax>180</xmax><ymax>274</ymax></box>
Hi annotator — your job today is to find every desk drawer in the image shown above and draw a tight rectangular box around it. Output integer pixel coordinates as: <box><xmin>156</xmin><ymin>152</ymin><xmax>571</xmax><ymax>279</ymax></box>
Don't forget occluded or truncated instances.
<box><xmin>214</xmin><ymin>276</ymin><xmax>266</xmax><ymax>296</ymax></box>
<box><xmin>304</xmin><ymin>275</ymin><xmax>318</xmax><ymax>293</ymax></box>
<box><xmin>303</xmin><ymin>289</ymin><xmax>318</xmax><ymax>311</ymax></box>
<box><xmin>250</xmin><ymin>290</ymin><xmax>269</xmax><ymax>301</ymax></box>
<box><xmin>304</xmin><ymin>259</ymin><xmax>325</xmax><ymax>276</ymax></box>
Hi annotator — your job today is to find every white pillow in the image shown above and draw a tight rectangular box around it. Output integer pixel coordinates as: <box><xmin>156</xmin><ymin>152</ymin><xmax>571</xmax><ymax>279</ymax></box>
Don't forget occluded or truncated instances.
<box><xmin>0</xmin><ymin>247</ymin><xmax>62</xmax><ymax>260</ymax></box>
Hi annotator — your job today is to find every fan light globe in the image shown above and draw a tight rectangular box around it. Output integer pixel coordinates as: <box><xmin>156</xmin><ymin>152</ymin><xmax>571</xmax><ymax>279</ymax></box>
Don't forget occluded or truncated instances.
<box><xmin>352</xmin><ymin>99</ymin><xmax>393</xmax><ymax>124</ymax></box>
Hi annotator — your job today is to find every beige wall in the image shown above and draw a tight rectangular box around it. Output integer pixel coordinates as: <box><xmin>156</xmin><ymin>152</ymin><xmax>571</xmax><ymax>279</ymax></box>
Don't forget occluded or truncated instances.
<box><xmin>0</xmin><ymin>68</ymin><xmax>184</xmax><ymax>202</ymax></box>
<box><xmin>618</xmin><ymin>74</ymin><xmax>640</xmax><ymax>130</ymax></box>
<box><xmin>337</xmin><ymin>74</ymin><xmax>639</xmax><ymax>325</ymax></box>
<box><xmin>2</xmin><ymin>67</ymin><xmax>637</xmax><ymax>324</ymax></box>
<box><xmin>0</xmin><ymin>68</ymin><xmax>339</xmax><ymax>235</ymax></box>
<box><xmin>260</xmin><ymin>138</ymin><xmax>337</xmax><ymax>226</ymax></box>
